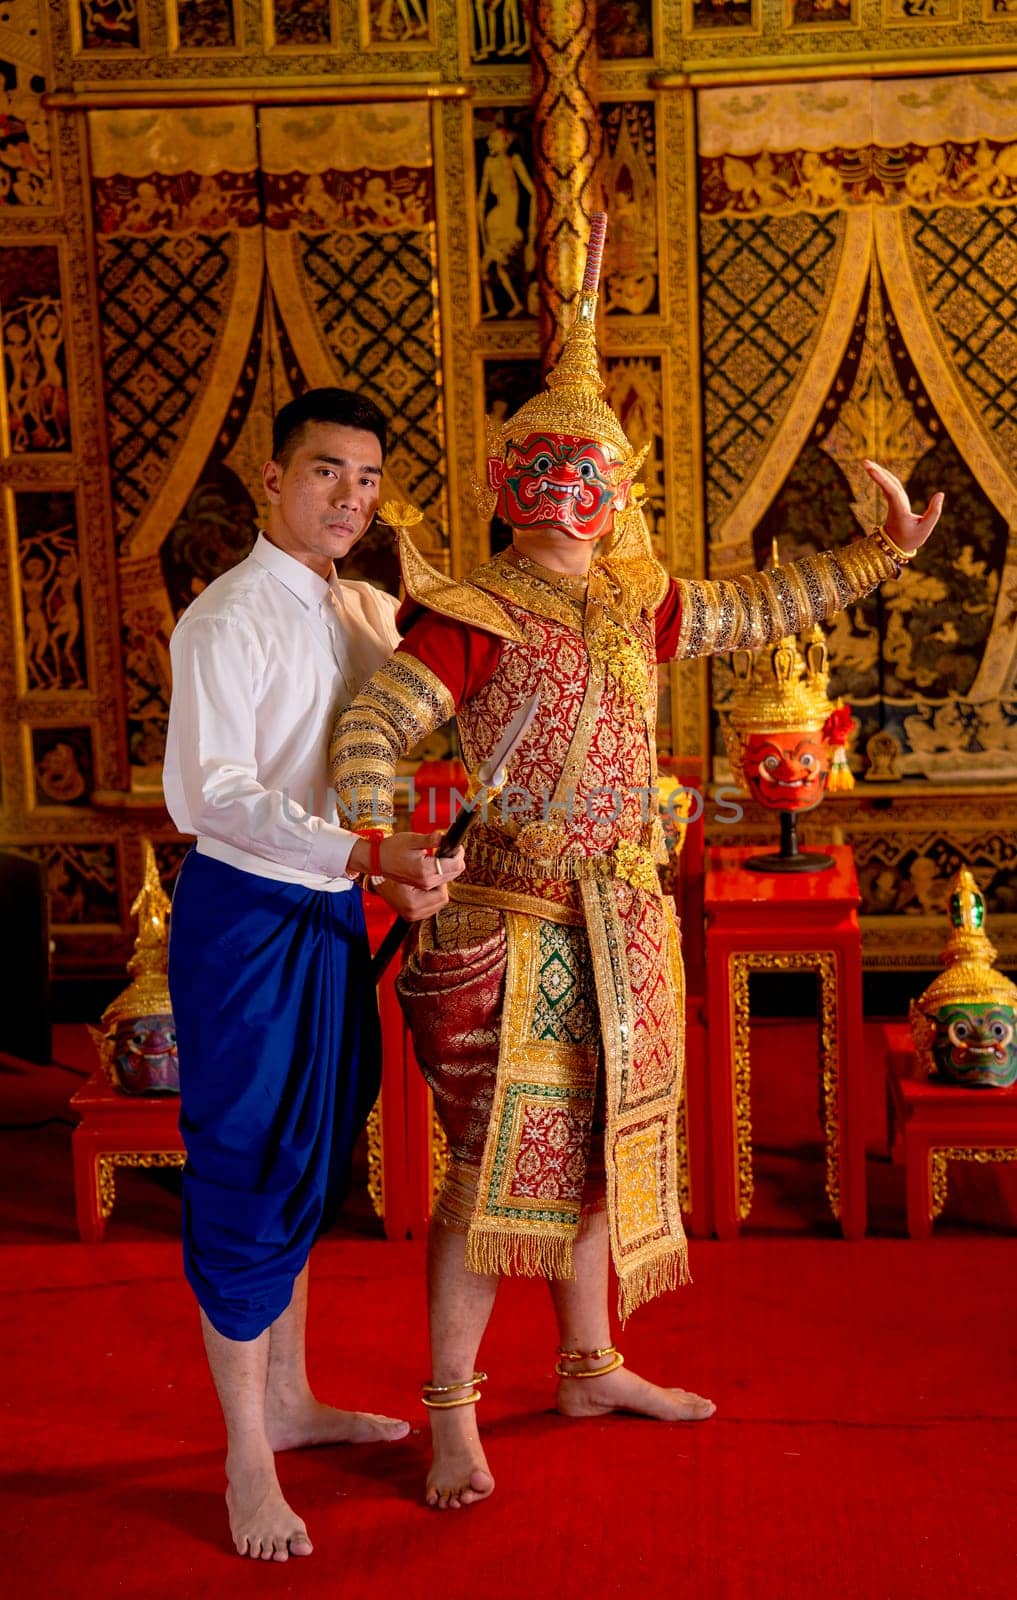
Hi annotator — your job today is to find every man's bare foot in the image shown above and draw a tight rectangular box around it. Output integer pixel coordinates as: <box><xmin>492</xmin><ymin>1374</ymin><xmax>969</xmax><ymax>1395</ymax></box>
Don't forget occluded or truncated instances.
<box><xmin>265</xmin><ymin>1395</ymin><xmax>410</xmax><ymax>1452</ymax></box>
<box><xmin>556</xmin><ymin>1361</ymin><xmax>716</xmax><ymax>1422</ymax></box>
<box><xmin>425</xmin><ymin>1405</ymin><xmax>495</xmax><ymax>1510</ymax></box>
<box><xmin>225</xmin><ymin>1453</ymin><xmax>313</xmax><ymax>1562</ymax></box>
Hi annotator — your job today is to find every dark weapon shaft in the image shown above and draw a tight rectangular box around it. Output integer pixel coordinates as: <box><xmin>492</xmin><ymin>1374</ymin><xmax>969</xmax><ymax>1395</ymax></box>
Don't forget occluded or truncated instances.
<box><xmin>370</xmin><ymin>802</ymin><xmax>479</xmax><ymax>982</ymax></box>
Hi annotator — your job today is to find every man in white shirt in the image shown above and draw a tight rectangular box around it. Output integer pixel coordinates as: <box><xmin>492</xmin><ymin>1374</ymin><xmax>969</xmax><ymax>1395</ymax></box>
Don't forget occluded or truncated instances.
<box><xmin>164</xmin><ymin>388</ymin><xmax>463</xmax><ymax>1563</ymax></box>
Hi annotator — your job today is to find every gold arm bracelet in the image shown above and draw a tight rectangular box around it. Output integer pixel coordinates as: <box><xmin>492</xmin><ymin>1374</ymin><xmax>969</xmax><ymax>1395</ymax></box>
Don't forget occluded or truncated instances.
<box><xmin>870</xmin><ymin>524</ymin><xmax>913</xmax><ymax>566</ymax></box>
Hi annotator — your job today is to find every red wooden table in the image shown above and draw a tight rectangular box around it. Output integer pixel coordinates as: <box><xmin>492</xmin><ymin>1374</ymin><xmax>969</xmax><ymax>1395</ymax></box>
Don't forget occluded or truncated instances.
<box><xmin>884</xmin><ymin>1021</ymin><xmax>1017</xmax><ymax>1238</ymax></box>
<box><xmin>70</xmin><ymin>1071</ymin><xmax>185</xmax><ymax>1242</ymax></box>
<box><xmin>703</xmin><ymin>844</ymin><xmax>865</xmax><ymax>1240</ymax></box>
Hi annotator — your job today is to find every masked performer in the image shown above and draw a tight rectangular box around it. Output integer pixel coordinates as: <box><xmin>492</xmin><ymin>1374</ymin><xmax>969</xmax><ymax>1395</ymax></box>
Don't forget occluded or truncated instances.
<box><xmin>330</xmin><ymin>223</ymin><xmax>944</xmax><ymax>1511</ymax></box>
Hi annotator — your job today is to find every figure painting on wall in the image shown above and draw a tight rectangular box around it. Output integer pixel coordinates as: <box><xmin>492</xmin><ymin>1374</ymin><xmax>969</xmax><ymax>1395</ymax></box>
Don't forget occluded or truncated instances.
<box><xmin>174</xmin><ymin>0</ymin><xmax>237</xmax><ymax>48</ymax></box>
<box><xmin>3</xmin><ymin>296</ymin><xmax>70</xmax><ymax>451</ymax></box>
<box><xmin>77</xmin><ymin>0</ymin><xmax>142</xmax><ymax>51</ymax></box>
<box><xmin>0</xmin><ymin>44</ymin><xmax>54</xmax><ymax>210</ymax></box>
<box><xmin>595</xmin><ymin>0</ymin><xmax>653</xmax><ymax>56</ymax></box>
<box><xmin>32</xmin><ymin>729</ymin><xmax>92</xmax><ymax>806</ymax></box>
<box><xmin>472</xmin><ymin>0</ymin><xmax>530</xmax><ymax>59</ymax></box>
<box><xmin>271</xmin><ymin>0</ymin><xmax>332</xmax><ymax>46</ymax></box>
<box><xmin>370</xmin><ymin>0</ymin><xmax>430</xmax><ymax>40</ymax></box>
<box><xmin>690</xmin><ymin>0</ymin><xmax>757</xmax><ymax>28</ymax></box>
<box><xmin>789</xmin><ymin>0</ymin><xmax>855</xmax><ymax>23</ymax></box>
<box><xmin>18</xmin><ymin>527</ymin><xmax>86</xmax><ymax>691</ymax></box>
<box><xmin>602</xmin><ymin>104</ymin><xmax>658</xmax><ymax>316</ymax></box>
<box><xmin>477</xmin><ymin>122</ymin><xmax>537</xmax><ymax>319</ymax></box>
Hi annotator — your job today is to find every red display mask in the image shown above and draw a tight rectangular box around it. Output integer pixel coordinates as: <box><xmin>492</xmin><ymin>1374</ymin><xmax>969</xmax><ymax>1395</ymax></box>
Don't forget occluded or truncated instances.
<box><xmin>741</xmin><ymin>730</ymin><xmax>830</xmax><ymax>812</ymax></box>
<box><xmin>487</xmin><ymin>432</ymin><xmax>626</xmax><ymax>542</ymax></box>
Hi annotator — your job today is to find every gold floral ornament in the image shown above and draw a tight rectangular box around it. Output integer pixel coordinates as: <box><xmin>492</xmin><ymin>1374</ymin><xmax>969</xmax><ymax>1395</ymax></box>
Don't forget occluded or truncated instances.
<box><xmin>377</xmin><ymin>501</ymin><xmax>424</xmax><ymax>533</ymax></box>
<box><xmin>612</xmin><ymin>840</ymin><xmax>661</xmax><ymax>896</ymax></box>
<box><xmin>587</xmin><ymin>617</ymin><xmax>649</xmax><ymax>704</ymax></box>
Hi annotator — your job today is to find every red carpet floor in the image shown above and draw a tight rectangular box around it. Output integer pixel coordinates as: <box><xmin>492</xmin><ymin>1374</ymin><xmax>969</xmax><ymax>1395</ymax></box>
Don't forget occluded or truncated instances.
<box><xmin>4</xmin><ymin>1024</ymin><xmax>1017</xmax><ymax>1599</ymax></box>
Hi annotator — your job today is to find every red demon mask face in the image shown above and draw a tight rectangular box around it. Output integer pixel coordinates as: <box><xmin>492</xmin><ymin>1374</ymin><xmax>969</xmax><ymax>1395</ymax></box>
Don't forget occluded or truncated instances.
<box><xmin>741</xmin><ymin>730</ymin><xmax>830</xmax><ymax>812</ymax></box>
<box><xmin>488</xmin><ymin>433</ymin><xmax>626</xmax><ymax>542</ymax></box>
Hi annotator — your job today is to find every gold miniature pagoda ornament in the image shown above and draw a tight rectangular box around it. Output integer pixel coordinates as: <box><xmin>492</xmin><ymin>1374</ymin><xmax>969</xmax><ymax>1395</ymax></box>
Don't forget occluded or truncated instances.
<box><xmin>89</xmin><ymin>838</ymin><xmax>179</xmax><ymax>1094</ymax></box>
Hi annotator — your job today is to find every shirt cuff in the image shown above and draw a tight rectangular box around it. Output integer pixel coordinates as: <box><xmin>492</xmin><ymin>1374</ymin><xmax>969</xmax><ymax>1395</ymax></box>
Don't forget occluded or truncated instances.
<box><xmin>305</xmin><ymin>822</ymin><xmax>360</xmax><ymax>880</ymax></box>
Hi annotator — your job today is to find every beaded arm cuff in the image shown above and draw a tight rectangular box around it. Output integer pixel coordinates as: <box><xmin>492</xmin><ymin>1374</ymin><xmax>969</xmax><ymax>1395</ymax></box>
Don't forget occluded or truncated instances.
<box><xmin>669</xmin><ymin>534</ymin><xmax>899</xmax><ymax>661</ymax></box>
<box><xmin>329</xmin><ymin>653</ymin><xmax>456</xmax><ymax>828</ymax></box>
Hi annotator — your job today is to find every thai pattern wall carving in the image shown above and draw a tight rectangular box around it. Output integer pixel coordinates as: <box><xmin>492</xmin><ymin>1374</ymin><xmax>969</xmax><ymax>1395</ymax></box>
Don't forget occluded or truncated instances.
<box><xmin>0</xmin><ymin>1</ymin><xmax>1014</xmax><ymax>973</ymax></box>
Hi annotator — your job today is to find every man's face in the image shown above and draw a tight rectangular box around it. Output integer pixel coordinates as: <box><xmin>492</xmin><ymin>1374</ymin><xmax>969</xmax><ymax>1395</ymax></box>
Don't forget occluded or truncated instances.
<box><xmin>488</xmin><ymin>432</ymin><xmax>626</xmax><ymax>542</ymax></box>
<box><xmin>741</xmin><ymin>729</ymin><xmax>830</xmax><ymax>812</ymax></box>
<box><xmin>263</xmin><ymin>421</ymin><xmax>382</xmax><ymax>575</ymax></box>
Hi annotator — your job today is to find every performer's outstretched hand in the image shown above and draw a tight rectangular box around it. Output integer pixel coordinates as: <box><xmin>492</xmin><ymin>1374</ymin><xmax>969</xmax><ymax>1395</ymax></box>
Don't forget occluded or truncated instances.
<box><xmin>864</xmin><ymin>459</ymin><xmax>945</xmax><ymax>555</ymax></box>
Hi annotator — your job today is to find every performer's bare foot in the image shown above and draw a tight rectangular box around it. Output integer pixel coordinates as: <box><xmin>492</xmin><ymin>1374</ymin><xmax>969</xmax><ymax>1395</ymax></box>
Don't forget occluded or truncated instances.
<box><xmin>265</xmin><ymin>1395</ymin><xmax>410</xmax><ymax>1452</ymax></box>
<box><xmin>226</xmin><ymin>1451</ymin><xmax>313</xmax><ymax>1561</ymax></box>
<box><xmin>556</xmin><ymin>1362</ymin><xmax>716</xmax><ymax>1423</ymax></box>
<box><xmin>425</xmin><ymin>1405</ymin><xmax>495</xmax><ymax>1510</ymax></box>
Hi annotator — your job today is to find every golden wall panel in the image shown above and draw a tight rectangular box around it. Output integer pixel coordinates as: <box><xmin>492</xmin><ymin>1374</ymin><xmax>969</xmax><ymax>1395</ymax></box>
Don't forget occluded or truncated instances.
<box><xmin>0</xmin><ymin>4</ymin><xmax>1012</xmax><ymax>975</ymax></box>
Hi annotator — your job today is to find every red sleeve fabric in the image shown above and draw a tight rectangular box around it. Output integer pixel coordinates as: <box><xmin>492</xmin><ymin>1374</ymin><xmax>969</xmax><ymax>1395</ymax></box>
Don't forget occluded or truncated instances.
<box><xmin>654</xmin><ymin>577</ymin><xmax>683</xmax><ymax>663</ymax></box>
<box><xmin>396</xmin><ymin>607</ymin><xmax>503</xmax><ymax>707</ymax></box>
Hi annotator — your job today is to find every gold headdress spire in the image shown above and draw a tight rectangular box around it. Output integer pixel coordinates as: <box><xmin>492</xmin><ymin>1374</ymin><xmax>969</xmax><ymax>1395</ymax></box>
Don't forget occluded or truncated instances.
<box><xmin>89</xmin><ymin>838</ymin><xmax>174</xmax><ymax>1084</ymax></box>
<box><xmin>486</xmin><ymin>212</ymin><xmax>634</xmax><ymax>462</ymax></box>
<box><xmin>913</xmin><ymin>869</ymin><xmax>1017</xmax><ymax>1014</ymax></box>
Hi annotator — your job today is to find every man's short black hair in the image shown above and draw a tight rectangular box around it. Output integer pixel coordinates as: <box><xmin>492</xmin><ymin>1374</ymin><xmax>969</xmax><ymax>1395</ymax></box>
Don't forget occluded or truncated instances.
<box><xmin>271</xmin><ymin>388</ymin><xmax>388</xmax><ymax>464</ymax></box>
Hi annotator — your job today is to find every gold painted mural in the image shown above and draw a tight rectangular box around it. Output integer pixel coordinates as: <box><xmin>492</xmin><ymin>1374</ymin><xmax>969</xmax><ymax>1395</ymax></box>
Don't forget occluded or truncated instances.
<box><xmin>0</xmin><ymin>1</ymin><xmax>1015</xmax><ymax>976</ymax></box>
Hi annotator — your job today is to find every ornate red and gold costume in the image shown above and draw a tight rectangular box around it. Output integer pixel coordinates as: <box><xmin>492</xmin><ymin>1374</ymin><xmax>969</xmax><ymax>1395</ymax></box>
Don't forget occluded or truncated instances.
<box><xmin>331</xmin><ymin>266</ymin><xmax>901</xmax><ymax>1319</ymax></box>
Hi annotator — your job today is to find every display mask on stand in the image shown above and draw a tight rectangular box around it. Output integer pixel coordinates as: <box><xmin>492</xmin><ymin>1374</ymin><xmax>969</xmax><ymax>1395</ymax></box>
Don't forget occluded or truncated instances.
<box><xmin>89</xmin><ymin>838</ymin><xmax>179</xmax><ymax>1094</ymax></box>
<box><xmin>909</xmin><ymin>868</ymin><xmax>1017</xmax><ymax>1088</ymax></box>
<box><xmin>724</xmin><ymin>618</ymin><xmax>856</xmax><ymax>873</ymax></box>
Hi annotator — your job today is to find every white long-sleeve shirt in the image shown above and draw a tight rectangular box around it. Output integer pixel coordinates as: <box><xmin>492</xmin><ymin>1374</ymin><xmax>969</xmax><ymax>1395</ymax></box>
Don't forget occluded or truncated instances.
<box><xmin>163</xmin><ymin>532</ymin><xmax>400</xmax><ymax>891</ymax></box>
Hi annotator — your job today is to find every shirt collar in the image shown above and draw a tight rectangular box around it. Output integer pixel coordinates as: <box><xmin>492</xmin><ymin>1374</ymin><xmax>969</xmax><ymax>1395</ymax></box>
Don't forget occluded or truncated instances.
<box><xmin>251</xmin><ymin>532</ymin><xmax>336</xmax><ymax>611</ymax></box>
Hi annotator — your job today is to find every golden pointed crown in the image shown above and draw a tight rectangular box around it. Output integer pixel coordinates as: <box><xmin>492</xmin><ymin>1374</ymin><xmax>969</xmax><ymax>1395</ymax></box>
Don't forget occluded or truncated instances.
<box><xmin>728</xmin><ymin>622</ymin><xmax>833</xmax><ymax>737</ymax></box>
<box><xmin>912</xmin><ymin>868</ymin><xmax>1017</xmax><ymax>1018</ymax></box>
<box><xmin>90</xmin><ymin>839</ymin><xmax>173</xmax><ymax>1083</ymax></box>
<box><xmin>485</xmin><ymin>213</ymin><xmax>637</xmax><ymax>467</ymax></box>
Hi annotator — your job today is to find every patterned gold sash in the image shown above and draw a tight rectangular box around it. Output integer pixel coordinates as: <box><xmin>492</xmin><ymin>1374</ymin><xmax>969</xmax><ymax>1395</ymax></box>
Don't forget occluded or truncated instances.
<box><xmin>465</xmin><ymin>878</ymin><xmax>689</xmax><ymax>1321</ymax></box>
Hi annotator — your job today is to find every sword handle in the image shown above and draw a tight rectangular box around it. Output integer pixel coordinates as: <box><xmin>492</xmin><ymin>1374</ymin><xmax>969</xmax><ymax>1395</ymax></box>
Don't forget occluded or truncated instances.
<box><xmin>370</xmin><ymin>801</ymin><xmax>482</xmax><ymax>982</ymax></box>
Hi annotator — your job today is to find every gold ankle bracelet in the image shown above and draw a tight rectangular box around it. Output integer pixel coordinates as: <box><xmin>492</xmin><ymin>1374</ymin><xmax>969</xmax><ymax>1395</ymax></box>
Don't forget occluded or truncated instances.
<box><xmin>555</xmin><ymin>1344</ymin><xmax>625</xmax><ymax>1378</ymax></box>
<box><xmin>421</xmin><ymin>1370</ymin><xmax>488</xmax><ymax>1409</ymax></box>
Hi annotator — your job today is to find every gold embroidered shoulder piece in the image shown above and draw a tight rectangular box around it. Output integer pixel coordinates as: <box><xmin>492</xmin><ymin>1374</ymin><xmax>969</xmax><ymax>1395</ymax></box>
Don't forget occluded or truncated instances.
<box><xmin>330</xmin><ymin>653</ymin><xmax>455</xmax><ymax>831</ymax></box>
<box><xmin>596</xmin><ymin>554</ymin><xmax>670</xmax><ymax>622</ymax></box>
<box><xmin>599</xmin><ymin>499</ymin><xmax>670</xmax><ymax>620</ymax></box>
<box><xmin>397</xmin><ymin>528</ymin><xmax>525</xmax><ymax>643</ymax></box>
<box><xmin>670</xmin><ymin>535</ymin><xmax>898</xmax><ymax>661</ymax></box>
<box><xmin>469</xmin><ymin>552</ymin><xmax>588</xmax><ymax>633</ymax></box>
